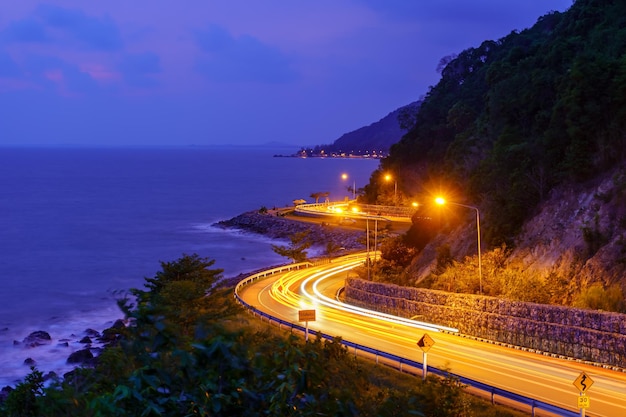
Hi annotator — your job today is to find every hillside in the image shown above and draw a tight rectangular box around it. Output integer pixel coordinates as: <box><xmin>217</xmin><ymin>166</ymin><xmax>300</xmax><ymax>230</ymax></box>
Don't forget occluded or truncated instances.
<box><xmin>361</xmin><ymin>0</ymin><xmax>626</xmax><ymax>304</ymax></box>
<box><xmin>407</xmin><ymin>166</ymin><xmax>626</xmax><ymax>304</ymax></box>
<box><xmin>297</xmin><ymin>101</ymin><xmax>420</xmax><ymax>157</ymax></box>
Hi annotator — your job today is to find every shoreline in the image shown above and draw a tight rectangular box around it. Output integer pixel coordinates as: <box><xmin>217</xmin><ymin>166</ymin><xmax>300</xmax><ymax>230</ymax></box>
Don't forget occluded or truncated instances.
<box><xmin>213</xmin><ymin>209</ymin><xmax>366</xmax><ymax>254</ymax></box>
<box><xmin>2</xmin><ymin>209</ymin><xmax>365</xmax><ymax>391</ymax></box>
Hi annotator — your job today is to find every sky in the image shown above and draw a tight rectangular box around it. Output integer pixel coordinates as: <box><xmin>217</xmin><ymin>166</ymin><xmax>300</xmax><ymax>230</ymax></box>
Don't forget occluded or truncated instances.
<box><xmin>0</xmin><ymin>1</ymin><xmax>573</xmax><ymax>148</ymax></box>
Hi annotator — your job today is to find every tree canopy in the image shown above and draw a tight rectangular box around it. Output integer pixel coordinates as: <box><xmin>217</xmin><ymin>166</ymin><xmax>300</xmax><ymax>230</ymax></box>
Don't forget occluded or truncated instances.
<box><xmin>367</xmin><ymin>0</ymin><xmax>626</xmax><ymax>247</ymax></box>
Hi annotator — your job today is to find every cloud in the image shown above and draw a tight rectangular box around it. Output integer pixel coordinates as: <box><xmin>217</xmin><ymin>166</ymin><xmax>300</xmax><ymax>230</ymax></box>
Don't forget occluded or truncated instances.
<box><xmin>0</xmin><ymin>51</ymin><xmax>21</xmax><ymax>77</ymax></box>
<box><xmin>118</xmin><ymin>52</ymin><xmax>161</xmax><ymax>88</ymax></box>
<box><xmin>194</xmin><ymin>24</ymin><xmax>297</xmax><ymax>84</ymax></box>
<box><xmin>20</xmin><ymin>53</ymin><xmax>101</xmax><ymax>95</ymax></box>
<box><xmin>37</xmin><ymin>4</ymin><xmax>123</xmax><ymax>51</ymax></box>
<box><xmin>2</xmin><ymin>4</ymin><xmax>123</xmax><ymax>51</ymax></box>
<box><xmin>3</xmin><ymin>17</ymin><xmax>49</xmax><ymax>43</ymax></box>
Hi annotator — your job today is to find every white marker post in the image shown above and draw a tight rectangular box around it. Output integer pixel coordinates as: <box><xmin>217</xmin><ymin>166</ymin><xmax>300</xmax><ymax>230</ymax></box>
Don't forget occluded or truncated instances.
<box><xmin>416</xmin><ymin>333</ymin><xmax>435</xmax><ymax>381</ymax></box>
<box><xmin>298</xmin><ymin>309</ymin><xmax>316</xmax><ymax>342</ymax></box>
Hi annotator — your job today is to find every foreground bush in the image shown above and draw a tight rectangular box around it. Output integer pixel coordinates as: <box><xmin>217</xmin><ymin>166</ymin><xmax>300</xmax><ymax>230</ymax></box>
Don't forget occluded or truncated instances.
<box><xmin>2</xmin><ymin>254</ymin><xmax>527</xmax><ymax>417</ymax></box>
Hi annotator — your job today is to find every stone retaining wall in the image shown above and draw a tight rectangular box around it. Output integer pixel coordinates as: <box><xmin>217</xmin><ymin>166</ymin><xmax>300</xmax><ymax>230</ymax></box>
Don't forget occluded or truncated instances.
<box><xmin>345</xmin><ymin>278</ymin><xmax>626</xmax><ymax>368</ymax></box>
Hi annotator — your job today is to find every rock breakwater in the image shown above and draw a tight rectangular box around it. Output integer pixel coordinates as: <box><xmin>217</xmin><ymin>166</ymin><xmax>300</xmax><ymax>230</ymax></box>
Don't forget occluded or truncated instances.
<box><xmin>215</xmin><ymin>211</ymin><xmax>365</xmax><ymax>252</ymax></box>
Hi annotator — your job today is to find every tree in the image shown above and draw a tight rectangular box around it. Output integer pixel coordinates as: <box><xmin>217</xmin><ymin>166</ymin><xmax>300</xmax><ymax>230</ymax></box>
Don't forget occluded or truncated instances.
<box><xmin>271</xmin><ymin>231</ymin><xmax>313</xmax><ymax>263</ymax></box>
<box><xmin>324</xmin><ymin>240</ymin><xmax>343</xmax><ymax>259</ymax></box>
<box><xmin>143</xmin><ymin>253</ymin><xmax>223</xmax><ymax>295</ymax></box>
<box><xmin>309</xmin><ymin>192</ymin><xmax>329</xmax><ymax>204</ymax></box>
<box><xmin>1</xmin><ymin>367</ymin><xmax>44</xmax><ymax>417</ymax></box>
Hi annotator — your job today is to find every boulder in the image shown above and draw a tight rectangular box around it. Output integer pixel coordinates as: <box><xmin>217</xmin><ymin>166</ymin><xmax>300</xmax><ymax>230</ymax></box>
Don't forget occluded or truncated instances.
<box><xmin>22</xmin><ymin>331</ymin><xmax>52</xmax><ymax>347</ymax></box>
<box><xmin>67</xmin><ymin>348</ymin><xmax>93</xmax><ymax>365</ymax></box>
<box><xmin>84</xmin><ymin>328</ymin><xmax>101</xmax><ymax>338</ymax></box>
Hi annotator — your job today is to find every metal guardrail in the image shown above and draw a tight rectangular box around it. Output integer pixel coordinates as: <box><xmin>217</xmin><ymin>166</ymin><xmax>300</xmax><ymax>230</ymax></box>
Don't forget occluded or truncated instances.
<box><xmin>234</xmin><ymin>266</ymin><xmax>579</xmax><ymax>417</ymax></box>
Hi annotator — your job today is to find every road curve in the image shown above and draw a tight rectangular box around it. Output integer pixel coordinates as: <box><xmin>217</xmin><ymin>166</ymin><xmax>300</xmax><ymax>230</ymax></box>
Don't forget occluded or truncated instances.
<box><xmin>237</xmin><ymin>254</ymin><xmax>626</xmax><ymax>417</ymax></box>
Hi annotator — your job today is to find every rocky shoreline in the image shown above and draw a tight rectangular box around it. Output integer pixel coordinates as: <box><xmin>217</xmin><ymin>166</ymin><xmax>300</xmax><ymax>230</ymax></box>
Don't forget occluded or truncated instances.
<box><xmin>2</xmin><ymin>210</ymin><xmax>365</xmax><ymax>395</ymax></box>
<box><xmin>214</xmin><ymin>210</ymin><xmax>366</xmax><ymax>253</ymax></box>
<box><xmin>1</xmin><ymin>321</ymin><xmax>127</xmax><ymax>400</ymax></box>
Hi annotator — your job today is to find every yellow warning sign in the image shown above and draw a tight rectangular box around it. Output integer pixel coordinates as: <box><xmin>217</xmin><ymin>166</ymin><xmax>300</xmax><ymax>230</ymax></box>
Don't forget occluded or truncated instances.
<box><xmin>298</xmin><ymin>309</ymin><xmax>316</xmax><ymax>322</ymax></box>
<box><xmin>417</xmin><ymin>333</ymin><xmax>435</xmax><ymax>352</ymax></box>
<box><xmin>573</xmin><ymin>372</ymin><xmax>594</xmax><ymax>393</ymax></box>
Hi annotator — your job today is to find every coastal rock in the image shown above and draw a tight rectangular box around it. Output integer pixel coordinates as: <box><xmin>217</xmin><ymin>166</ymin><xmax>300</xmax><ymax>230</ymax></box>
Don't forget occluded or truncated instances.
<box><xmin>215</xmin><ymin>211</ymin><xmax>365</xmax><ymax>251</ymax></box>
<box><xmin>67</xmin><ymin>348</ymin><xmax>93</xmax><ymax>365</ymax></box>
<box><xmin>23</xmin><ymin>358</ymin><xmax>36</xmax><ymax>366</ymax></box>
<box><xmin>84</xmin><ymin>328</ymin><xmax>101</xmax><ymax>338</ymax></box>
<box><xmin>98</xmin><ymin>319</ymin><xmax>126</xmax><ymax>346</ymax></box>
<box><xmin>79</xmin><ymin>336</ymin><xmax>92</xmax><ymax>344</ymax></box>
<box><xmin>22</xmin><ymin>331</ymin><xmax>52</xmax><ymax>347</ymax></box>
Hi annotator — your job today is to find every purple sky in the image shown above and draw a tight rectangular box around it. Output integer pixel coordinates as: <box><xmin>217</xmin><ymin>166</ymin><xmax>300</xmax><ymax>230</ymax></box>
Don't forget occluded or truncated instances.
<box><xmin>0</xmin><ymin>1</ymin><xmax>573</xmax><ymax>147</ymax></box>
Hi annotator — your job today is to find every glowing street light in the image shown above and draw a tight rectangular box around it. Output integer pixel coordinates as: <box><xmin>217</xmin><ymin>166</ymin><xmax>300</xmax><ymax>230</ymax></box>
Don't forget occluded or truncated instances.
<box><xmin>341</xmin><ymin>173</ymin><xmax>356</xmax><ymax>200</ymax></box>
<box><xmin>384</xmin><ymin>174</ymin><xmax>397</xmax><ymax>204</ymax></box>
<box><xmin>435</xmin><ymin>197</ymin><xmax>482</xmax><ymax>294</ymax></box>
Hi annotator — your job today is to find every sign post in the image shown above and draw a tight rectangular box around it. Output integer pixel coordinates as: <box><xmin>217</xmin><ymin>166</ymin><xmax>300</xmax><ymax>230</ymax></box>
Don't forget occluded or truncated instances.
<box><xmin>416</xmin><ymin>333</ymin><xmax>435</xmax><ymax>381</ymax></box>
<box><xmin>298</xmin><ymin>309</ymin><xmax>316</xmax><ymax>342</ymax></box>
<box><xmin>572</xmin><ymin>372</ymin><xmax>594</xmax><ymax>417</ymax></box>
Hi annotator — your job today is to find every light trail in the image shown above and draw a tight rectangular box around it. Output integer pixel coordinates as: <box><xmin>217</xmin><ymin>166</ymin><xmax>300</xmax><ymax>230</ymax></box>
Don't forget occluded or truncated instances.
<box><xmin>238</xmin><ymin>255</ymin><xmax>626</xmax><ymax>417</ymax></box>
<box><xmin>301</xmin><ymin>262</ymin><xmax>459</xmax><ymax>333</ymax></box>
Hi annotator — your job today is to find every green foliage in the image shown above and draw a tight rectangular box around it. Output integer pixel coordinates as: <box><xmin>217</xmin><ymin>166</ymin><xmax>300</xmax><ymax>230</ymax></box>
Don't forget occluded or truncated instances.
<box><xmin>431</xmin><ymin>245</ymin><xmax>569</xmax><ymax>302</ymax></box>
<box><xmin>416</xmin><ymin>373</ymin><xmax>470</xmax><ymax>417</ymax></box>
<box><xmin>323</xmin><ymin>240</ymin><xmax>342</xmax><ymax>259</ymax></box>
<box><xmin>130</xmin><ymin>254</ymin><xmax>234</xmax><ymax>338</ymax></box>
<box><xmin>574</xmin><ymin>283</ymin><xmax>626</xmax><ymax>312</ymax></box>
<box><xmin>271</xmin><ymin>230</ymin><xmax>312</xmax><ymax>263</ymax></box>
<box><xmin>435</xmin><ymin>244</ymin><xmax>454</xmax><ymax>273</ymax></box>
<box><xmin>0</xmin><ymin>254</ymin><xmax>534</xmax><ymax>417</ymax></box>
<box><xmin>581</xmin><ymin>214</ymin><xmax>607</xmax><ymax>258</ymax></box>
<box><xmin>370</xmin><ymin>0</ymin><xmax>626</xmax><ymax>246</ymax></box>
<box><xmin>1</xmin><ymin>367</ymin><xmax>44</xmax><ymax>417</ymax></box>
<box><xmin>143</xmin><ymin>253</ymin><xmax>223</xmax><ymax>295</ymax></box>
<box><xmin>380</xmin><ymin>235</ymin><xmax>417</xmax><ymax>267</ymax></box>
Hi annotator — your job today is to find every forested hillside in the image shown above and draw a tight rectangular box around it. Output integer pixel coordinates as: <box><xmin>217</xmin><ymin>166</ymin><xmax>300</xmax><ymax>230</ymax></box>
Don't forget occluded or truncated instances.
<box><xmin>362</xmin><ymin>0</ymin><xmax>626</xmax><ymax>304</ymax></box>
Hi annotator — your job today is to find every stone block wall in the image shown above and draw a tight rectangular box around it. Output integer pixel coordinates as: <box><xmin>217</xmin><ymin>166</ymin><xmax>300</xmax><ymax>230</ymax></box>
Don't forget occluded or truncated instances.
<box><xmin>344</xmin><ymin>278</ymin><xmax>626</xmax><ymax>368</ymax></box>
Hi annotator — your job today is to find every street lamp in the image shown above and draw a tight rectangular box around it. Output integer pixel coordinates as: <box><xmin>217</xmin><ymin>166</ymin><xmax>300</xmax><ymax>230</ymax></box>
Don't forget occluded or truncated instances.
<box><xmin>363</xmin><ymin>214</ymin><xmax>387</xmax><ymax>279</ymax></box>
<box><xmin>384</xmin><ymin>174</ymin><xmax>397</xmax><ymax>204</ymax></box>
<box><xmin>341</xmin><ymin>173</ymin><xmax>356</xmax><ymax>200</ymax></box>
<box><xmin>435</xmin><ymin>197</ymin><xmax>482</xmax><ymax>294</ymax></box>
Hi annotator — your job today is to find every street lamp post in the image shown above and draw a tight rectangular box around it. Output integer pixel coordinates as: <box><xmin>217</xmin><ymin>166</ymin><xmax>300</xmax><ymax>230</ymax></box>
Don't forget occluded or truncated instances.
<box><xmin>384</xmin><ymin>174</ymin><xmax>397</xmax><ymax>204</ymax></box>
<box><xmin>341</xmin><ymin>173</ymin><xmax>356</xmax><ymax>200</ymax></box>
<box><xmin>435</xmin><ymin>197</ymin><xmax>482</xmax><ymax>294</ymax></box>
<box><xmin>364</xmin><ymin>214</ymin><xmax>386</xmax><ymax>279</ymax></box>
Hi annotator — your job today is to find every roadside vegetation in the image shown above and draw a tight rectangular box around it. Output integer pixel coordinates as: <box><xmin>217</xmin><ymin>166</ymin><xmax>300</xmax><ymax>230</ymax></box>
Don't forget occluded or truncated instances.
<box><xmin>1</xmin><ymin>254</ymin><xmax>528</xmax><ymax>417</ymax></box>
<box><xmin>357</xmin><ymin>236</ymin><xmax>626</xmax><ymax>313</ymax></box>
<box><xmin>364</xmin><ymin>0</ymin><xmax>626</xmax><ymax>248</ymax></box>
<box><xmin>354</xmin><ymin>0</ymin><xmax>626</xmax><ymax>311</ymax></box>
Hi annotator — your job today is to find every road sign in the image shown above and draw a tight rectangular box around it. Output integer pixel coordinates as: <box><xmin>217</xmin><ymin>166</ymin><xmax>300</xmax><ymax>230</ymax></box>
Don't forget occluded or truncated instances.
<box><xmin>573</xmin><ymin>372</ymin><xmax>594</xmax><ymax>393</ymax></box>
<box><xmin>577</xmin><ymin>394</ymin><xmax>590</xmax><ymax>409</ymax></box>
<box><xmin>417</xmin><ymin>333</ymin><xmax>435</xmax><ymax>352</ymax></box>
<box><xmin>298</xmin><ymin>309</ymin><xmax>316</xmax><ymax>322</ymax></box>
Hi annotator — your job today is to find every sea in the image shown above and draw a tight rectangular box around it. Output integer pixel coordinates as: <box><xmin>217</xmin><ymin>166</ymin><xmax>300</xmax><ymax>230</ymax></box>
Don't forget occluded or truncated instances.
<box><xmin>0</xmin><ymin>146</ymin><xmax>379</xmax><ymax>387</ymax></box>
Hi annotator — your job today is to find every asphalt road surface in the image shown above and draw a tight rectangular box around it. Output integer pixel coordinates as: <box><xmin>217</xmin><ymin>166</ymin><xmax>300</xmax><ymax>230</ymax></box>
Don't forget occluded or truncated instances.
<box><xmin>238</xmin><ymin>254</ymin><xmax>626</xmax><ymax>417</ymax></box>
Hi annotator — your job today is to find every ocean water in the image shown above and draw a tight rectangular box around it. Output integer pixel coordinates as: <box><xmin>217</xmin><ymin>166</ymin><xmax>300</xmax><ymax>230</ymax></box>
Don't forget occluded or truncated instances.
<box><xmin>0</xmin><ymin>146</ymin><xmax>379</xmax><ymax>387</ymax></box>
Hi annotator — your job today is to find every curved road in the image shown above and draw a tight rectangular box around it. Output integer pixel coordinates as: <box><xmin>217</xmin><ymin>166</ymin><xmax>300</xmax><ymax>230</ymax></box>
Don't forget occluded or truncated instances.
<box><xmin>238</xmin><ymin>254</ymin><xmax>626</xmax><ymax>417</ymax></box>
